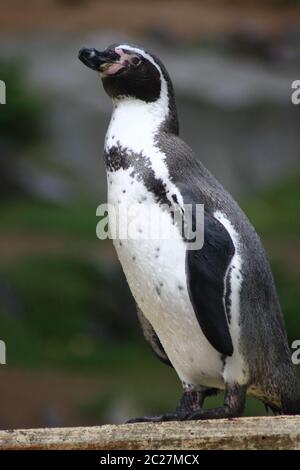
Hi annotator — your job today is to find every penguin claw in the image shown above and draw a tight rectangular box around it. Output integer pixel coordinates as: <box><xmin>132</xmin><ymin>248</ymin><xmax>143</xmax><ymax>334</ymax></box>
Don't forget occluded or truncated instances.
<box><xmin>126</xmin><ymin>407</ymin><xmax>244</xmax><ymax>423</ymax></box>
<box><xmin>126</xmin><ymin>413</ymin><xmax>179</xmax><ymax>423</ymax></box>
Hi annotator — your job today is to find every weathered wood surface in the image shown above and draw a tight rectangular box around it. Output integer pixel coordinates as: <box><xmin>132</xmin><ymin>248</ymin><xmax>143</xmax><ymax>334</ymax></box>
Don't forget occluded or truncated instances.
<box><xmin>0</xmin><ymin>416</ymin><xmax>299</xmax><ymax>450</ymax></box>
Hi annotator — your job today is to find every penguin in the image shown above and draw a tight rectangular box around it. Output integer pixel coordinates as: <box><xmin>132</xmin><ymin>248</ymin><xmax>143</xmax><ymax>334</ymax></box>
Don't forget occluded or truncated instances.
<box><xmin>78</xmin><ymin>44</ymin><xmax>300</xmax><ymax>422</ymax></box>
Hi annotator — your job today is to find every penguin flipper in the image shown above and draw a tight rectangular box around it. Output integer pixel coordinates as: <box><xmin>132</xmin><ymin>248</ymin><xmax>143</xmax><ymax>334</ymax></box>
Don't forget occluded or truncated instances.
<box><xmin>136</xmin><ymin>305</ymin><xmax>173</xmax><ymax>367</ymax></box>
<box><xmin>186</xmin><ymin>211</ymin><xmax>235</xmax><ymax>357</ymax></box>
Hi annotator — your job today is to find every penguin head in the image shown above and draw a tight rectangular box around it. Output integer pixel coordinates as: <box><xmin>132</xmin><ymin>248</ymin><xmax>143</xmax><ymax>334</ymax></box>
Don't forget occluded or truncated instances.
<box><xmin>78</xmin><ymin>44</ymin><xmax>168</xmax><ymax>103</ymax></box>
<box><xmin>79</xmin><ymin>43</ymin><xmax>179</xmax><ymax>133</ymax></box>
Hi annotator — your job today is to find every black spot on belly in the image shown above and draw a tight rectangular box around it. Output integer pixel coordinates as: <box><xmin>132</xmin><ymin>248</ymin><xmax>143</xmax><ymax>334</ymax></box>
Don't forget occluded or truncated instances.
<box><xmin>155</xmin><ymin>286</ymin><xmax>161</xmax><ymax>296</ymax></box>
<box><xmin>104</xmin><ymin>143</ymin><xmax>171</xmax><ymax>208</ymax></box>
<box><xmin>172</xmin><ymin>194</ymin><xmax>178</xmax><ymax>203</ymax></box>
<box><xmin>178</xmin><ymin>284</ymin><xmax>184</xmax><ymax>291</ymax></box>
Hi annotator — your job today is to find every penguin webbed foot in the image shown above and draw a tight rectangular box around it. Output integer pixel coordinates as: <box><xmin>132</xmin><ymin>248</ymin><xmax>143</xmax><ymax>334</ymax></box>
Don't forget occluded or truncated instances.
<box><xmin>126</xmin><ymin>407</ymin><xmax>241</xmax><ymax>423</ymax></box>
<box><xmin>126</xmin><ymin>384</ymin><xmax>246</xmax><ymax>423</ymax></box>
<box><xmin>127</xmin><ymin>388</ymin><xmax>206</xmax><ymax>423</ymax></box>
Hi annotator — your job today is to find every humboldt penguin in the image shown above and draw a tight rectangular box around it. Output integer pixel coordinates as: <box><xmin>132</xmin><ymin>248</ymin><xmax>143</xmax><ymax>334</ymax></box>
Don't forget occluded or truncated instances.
<box><xmin>79</xmin><ymin>44</ymin><xmax>300</xmax><ymax>421</ymax></box>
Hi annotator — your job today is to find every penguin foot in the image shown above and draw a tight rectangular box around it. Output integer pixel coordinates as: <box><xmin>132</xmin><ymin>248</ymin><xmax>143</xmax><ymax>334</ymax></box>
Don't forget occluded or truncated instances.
<box><xmin>126</xmin><ymin>383</ymin><xmax>246</xmax><ymax>423</ymax></box>
<box><xmin>126</xmin><ymin>389</ymin><xmax>206</xmax><ymax>423</ymax></box>
<box><xmin>170</xmin><ymin>407</ymin><xmax>241</xmax><ymax>421</ymax></box>
<box><xmin>126</xmin><ymin>407</ymin><xmax>240</xmax><ymax>423</ymax></box>
<box><xmin>175</xmin><ymin>389</ymin><xmax>205</xmax><ymax>414</ymax></box>
<box><xmin>179</xmin><ymin>383</ymin><xmax>247</xmax><ymax>420</ymax></box>
<box><xmin>126</xmin><ymin>406</ymin><xmax>241</xmax><ymax>423</ymax></box>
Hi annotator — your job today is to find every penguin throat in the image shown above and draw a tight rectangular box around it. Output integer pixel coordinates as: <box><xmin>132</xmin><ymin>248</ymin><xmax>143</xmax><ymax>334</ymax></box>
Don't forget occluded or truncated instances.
<box><xmin>109</xmin><ymin>73</ymin><xmax>178</xmax><ymax>139</ymax></box>
<box><xmin>111</xmin><ymin>98</ymin><xmax>165</xmax><ymax>137</ymax></box>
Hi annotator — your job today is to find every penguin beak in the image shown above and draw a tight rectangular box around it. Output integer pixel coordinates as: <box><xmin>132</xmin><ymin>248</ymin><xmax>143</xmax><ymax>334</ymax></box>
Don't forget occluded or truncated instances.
<box><xmin>78</xmin><ymin>47</ymin><xmax>123</xmax><ymax>75</ymax></box>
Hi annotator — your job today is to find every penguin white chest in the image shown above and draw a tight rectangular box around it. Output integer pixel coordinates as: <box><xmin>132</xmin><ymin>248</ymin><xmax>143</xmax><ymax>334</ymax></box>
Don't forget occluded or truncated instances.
<box><xmin>107</xmin><ymin>168</ymin><xmax>224</xmax><ymax>389</ymax></box>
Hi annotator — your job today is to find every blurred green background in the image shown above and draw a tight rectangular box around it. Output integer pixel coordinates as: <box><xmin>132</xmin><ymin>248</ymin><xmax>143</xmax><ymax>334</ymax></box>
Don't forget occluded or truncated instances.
<box><xmin>0</xmin><ymin>0</ymin><xmax>299</xmax><ymax>428</ymax></box>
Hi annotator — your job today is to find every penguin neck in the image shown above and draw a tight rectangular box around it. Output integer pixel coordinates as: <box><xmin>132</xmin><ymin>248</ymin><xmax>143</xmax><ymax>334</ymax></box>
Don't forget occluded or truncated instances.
<box><xmin>105</xmin><ymin>80</ymin><xmax>178</xmax><ymax>155</ymax></box>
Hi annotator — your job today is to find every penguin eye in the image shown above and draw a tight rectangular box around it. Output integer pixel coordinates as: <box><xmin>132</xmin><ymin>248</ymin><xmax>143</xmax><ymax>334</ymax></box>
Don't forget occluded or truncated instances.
<box><xmin>131</xmin><ymin>56</ymin><xmax>141</xmax><ymax>67</ymax></box>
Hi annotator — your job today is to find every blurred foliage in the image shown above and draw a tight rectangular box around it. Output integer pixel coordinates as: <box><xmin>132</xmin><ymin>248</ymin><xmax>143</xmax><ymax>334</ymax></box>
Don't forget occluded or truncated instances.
<box><xmin>271</xmin><ymin>262</ymin><xmax>300</xmax><ymax>339</ymax></box>
<box><xmin>0</xmin><ymin>200</ymin><xmax>96</xmax><ymax>239</ymax></box>
<box><xmin>0</xmin><ymin>254</ymin><xmax>138</xmax><ymax>368</ymax></box>
<box><xmin>242</xmin><ymin>172</ymin><xmax>300</xmax><ymax>238</ymax></box>
<box><xmin>0</xmin><ymin>60</ymin><xmax>45</xmax><ymax>199</ymax></box>
<box><xmin>0</xmin><ymin>60</ymin><xmax>44</xmax><ymax>147</ymax></box>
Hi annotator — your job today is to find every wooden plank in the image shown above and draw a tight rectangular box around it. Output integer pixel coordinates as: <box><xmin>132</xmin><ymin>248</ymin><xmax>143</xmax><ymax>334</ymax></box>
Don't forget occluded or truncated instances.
<box><xmin>0</xmin><ymin>416</ymin><xmax>299</xmax><ymax>450</ymax></box>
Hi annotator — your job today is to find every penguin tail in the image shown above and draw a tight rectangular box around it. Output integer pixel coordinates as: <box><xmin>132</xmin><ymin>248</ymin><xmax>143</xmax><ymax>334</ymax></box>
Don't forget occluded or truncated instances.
<box><xmin>281</xmin><ymin>373</ymin><xmax>300</xmax><ymax>415</ymax></box>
